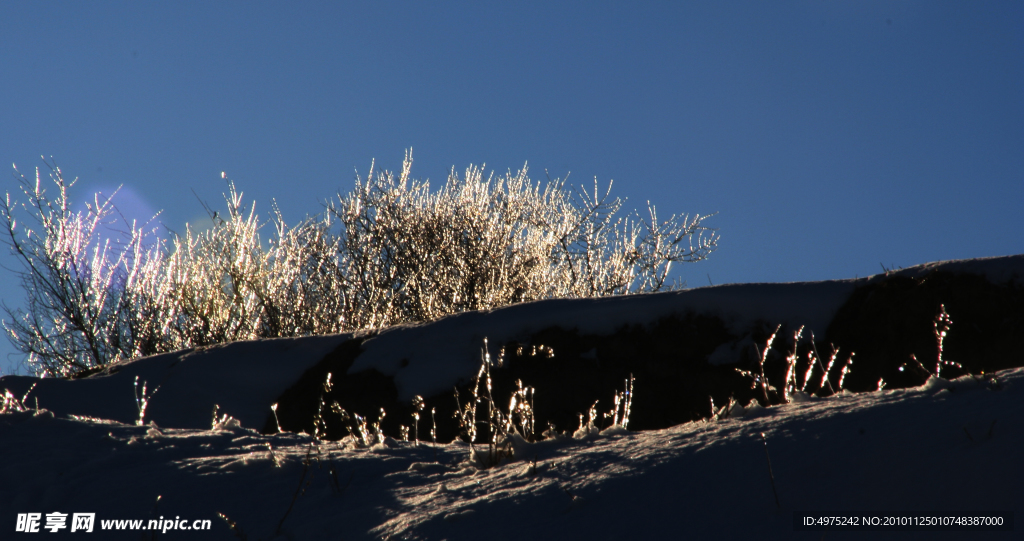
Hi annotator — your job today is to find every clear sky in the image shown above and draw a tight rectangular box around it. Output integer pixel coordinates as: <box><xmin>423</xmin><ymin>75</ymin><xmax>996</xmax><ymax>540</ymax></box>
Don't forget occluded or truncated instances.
<box><xmin>2</xmin><ymin>1</ymin><xmax>1022</xmax><ymax>375</ymax></box>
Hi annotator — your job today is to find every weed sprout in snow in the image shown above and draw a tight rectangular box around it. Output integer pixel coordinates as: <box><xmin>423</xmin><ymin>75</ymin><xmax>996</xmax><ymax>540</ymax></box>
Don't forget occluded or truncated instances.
<box><xmin>736</xmin><ymin>325</ymin><xmax>855</xmax><ymax>406</ymax></box>
<box><xmin>900</xmin><ymin>304</ymin><xmax>965</xmax><ymax>382</ymax></box>
<box><xmin>270</xmin><ymin>403</ymin><xmax>283</xmax><ymax>433</ymax></box>
<box><xmin>734</xmin><ymin>325</ymin><xmax>780</xmax><ymax>406</ymax></box>
<box><xmin>604</xmin><ymin>374</ymin><xmax>634</xmax><ymax>429</ymax></box>
<box><xmin>454</xmin><ymin>338</ymin><xmax>640</xmax><ymax>468</ymax></box>
<box><xmin>134</xmin><ymin>376</ymin><xmax>159</xmax><ymax>426</ymax></box>
<box><xmin>507</xmin><ymin>379</ymin><xmax>536</xmax><ymax>440</ymax></box>
<box><xmin>1</xmin><ymin>382</ymin><xmax>36</xmax><ymax>413</ymax></box>
<box><xmin>412</xmin><ymin>395</ymin><xmax>425</xmax><ymax>444</ymax></box>
<box><xmin>934</xmin><ymin>304</ymin><xmax>952</xmax><ymax>377</ymax></box>
<box><xmin>574</xmin><ymin>400</ymin><xmax>602</xmax><ymax>439</ymax></box>
<box><xmin>210</xmin><ymin>404</ymin><xmax>241</xmax><ymax>431</ymax></box>
<box><xmin>781</xmin><ymin>326</ymin><xmax>804</xmax><ymax>403</ymax></box>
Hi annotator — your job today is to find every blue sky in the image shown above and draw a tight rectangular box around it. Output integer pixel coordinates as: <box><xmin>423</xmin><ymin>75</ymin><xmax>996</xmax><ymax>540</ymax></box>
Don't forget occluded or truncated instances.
<box><xmin>1</xmin><ymin>1</ymin><xmax>1022</xmax><ymax>375</ymax></box>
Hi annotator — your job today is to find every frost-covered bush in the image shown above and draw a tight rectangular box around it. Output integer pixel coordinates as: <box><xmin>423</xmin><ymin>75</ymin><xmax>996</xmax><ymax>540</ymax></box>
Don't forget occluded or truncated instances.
<box><xmin>1</xmin><ymin>161</ymin><xmax>168</xmax><ymax>375</ymax></box>
<box><xmin>3</xmin><ymin>152</ymin><xmax>717</xmax><ymax>376</ymax></box>
<box><xmin>329</xmin><ymin>150</ymin><xmax>717</xmax><ymax>326</ymax></box>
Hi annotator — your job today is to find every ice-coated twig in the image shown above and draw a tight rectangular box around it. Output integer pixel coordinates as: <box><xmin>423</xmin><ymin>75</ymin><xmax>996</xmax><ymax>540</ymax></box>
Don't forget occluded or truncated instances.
<box><xmin>760</xmin><ymin>432</ymin><xmax>781</xmax><ymax>509</ymax></box>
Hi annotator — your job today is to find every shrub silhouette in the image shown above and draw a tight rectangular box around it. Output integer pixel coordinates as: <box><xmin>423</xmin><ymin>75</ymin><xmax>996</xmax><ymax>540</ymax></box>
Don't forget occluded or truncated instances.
<box><xmin>3</xmin><ymin>151</ymin><xmax>717</xmax><ymax>376</ymax></box>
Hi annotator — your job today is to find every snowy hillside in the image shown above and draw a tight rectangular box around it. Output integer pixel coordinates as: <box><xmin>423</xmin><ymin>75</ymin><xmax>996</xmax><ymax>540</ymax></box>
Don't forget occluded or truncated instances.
<box><xmin>2</xmin><ymin>255</ymin><xmax>1022</xmax><ymax>539</ymax></box>
<box><xmin>2</xmin><ymin>368</ymin><xmax>1019</xmax><ymax>539</ymax></box>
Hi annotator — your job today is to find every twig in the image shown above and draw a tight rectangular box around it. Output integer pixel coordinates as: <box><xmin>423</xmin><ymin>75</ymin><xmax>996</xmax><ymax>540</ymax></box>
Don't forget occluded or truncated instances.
<box><xmin>760</xmin><ymin>432</ymin><xmax>781</xmax><ymax>509</ymax></box>
<box><xmin>276</xmin><ymin>441</ymin><xmax>315</xmax><ymax>535</ymax></box>
<box><xmin>143</xmin><ymin>495</ymin><xmax>162</xmax><ymax>541</ymax></box>
<box><xmin>217</xmin><ymin>513</ymin><xmax>248</xmax><ymax>541</ymax></box>
<box><xmin>808</xmin><ymin>333</ymin><xmax>836</xmax><ymax>396</ymax></box>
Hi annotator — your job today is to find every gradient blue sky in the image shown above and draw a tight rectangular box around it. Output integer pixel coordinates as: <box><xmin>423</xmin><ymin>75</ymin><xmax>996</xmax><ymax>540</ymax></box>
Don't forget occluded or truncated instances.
<box><xmin>2</xmin><ymin>1</ymin><xmax>1022</xmax><ymax>375</ymax></box>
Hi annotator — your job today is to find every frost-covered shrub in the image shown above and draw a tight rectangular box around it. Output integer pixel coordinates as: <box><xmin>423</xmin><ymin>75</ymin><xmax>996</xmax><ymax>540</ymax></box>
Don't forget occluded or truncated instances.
<box><xmin>3</xmin><ymin>152</ymin><xmax>717</xmax><ymax>376</ymax></box>
<box><xmin>1</xmin><ymin>161</ymin><xmax>168</xmax><ymax>375</ymax></box>
<box><xmin>452</xmin><ymin>339</ymin><xmax>636</xmax><ymax>469</ymax></box>
<box><xmin>329</xmin><ymin>150</ymin><xmax>718</xmax><ymax>326</ymax></box>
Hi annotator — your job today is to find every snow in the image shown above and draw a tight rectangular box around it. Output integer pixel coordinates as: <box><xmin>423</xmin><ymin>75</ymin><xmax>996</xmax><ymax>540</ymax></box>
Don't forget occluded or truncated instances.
<box><xmin>2</xmin><ymin>367</ymin><xmax>1019</xmax><ymax>539</ymax></box>
<box><xmin>0</xmin><ymin>279</ymin><xmax>858</xmax><ymax>427</ymax></box>
<box><xmin>0</xmin><ymin>333</ymin><xmax>349</xmax><ymax>430</ymax></box>
<box><xmin>355</xmin><ymin>254</ymin><xmax>1024</xmax><ymax>401</ymax></box>
<box><xmin>885</xmin><ymin>254</ymin><xmax>1024</xmax><ymax>284</ymax></box>
<box><xmin>357</xmin><ymin>279</ymin><xmax>860</xmax><ymax>401</ymax></box>
<box><xmin>1</xmin><ymin>255</ymin><xmax>1022</xmax><ymax>539</ymax></box>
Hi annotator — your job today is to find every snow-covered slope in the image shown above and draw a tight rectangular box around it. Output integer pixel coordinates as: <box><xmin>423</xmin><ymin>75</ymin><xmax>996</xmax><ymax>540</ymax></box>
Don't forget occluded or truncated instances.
<box><xmin>0</xmin><ymin>334</ymin><xmax>349</xmax><ymax>430</ymax></box>
<box><xmin>4</xmin><ymin>254</ymin><xmax>1021</xmax><ymax>433</ymax></box>
<box><xmin>355</xmin><ymin>255</ymin><xmax>1024</xmax><ymax>403</ymax></box>
<box><xmin>2</xmin><ymin>368</ymin><xmax>1019</xmax><ymax>539</ymax></box>
<box><xmin>1</xmin><ymin>255</ymin><xmax>1022</xmax><ymax>539</ymax></box>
